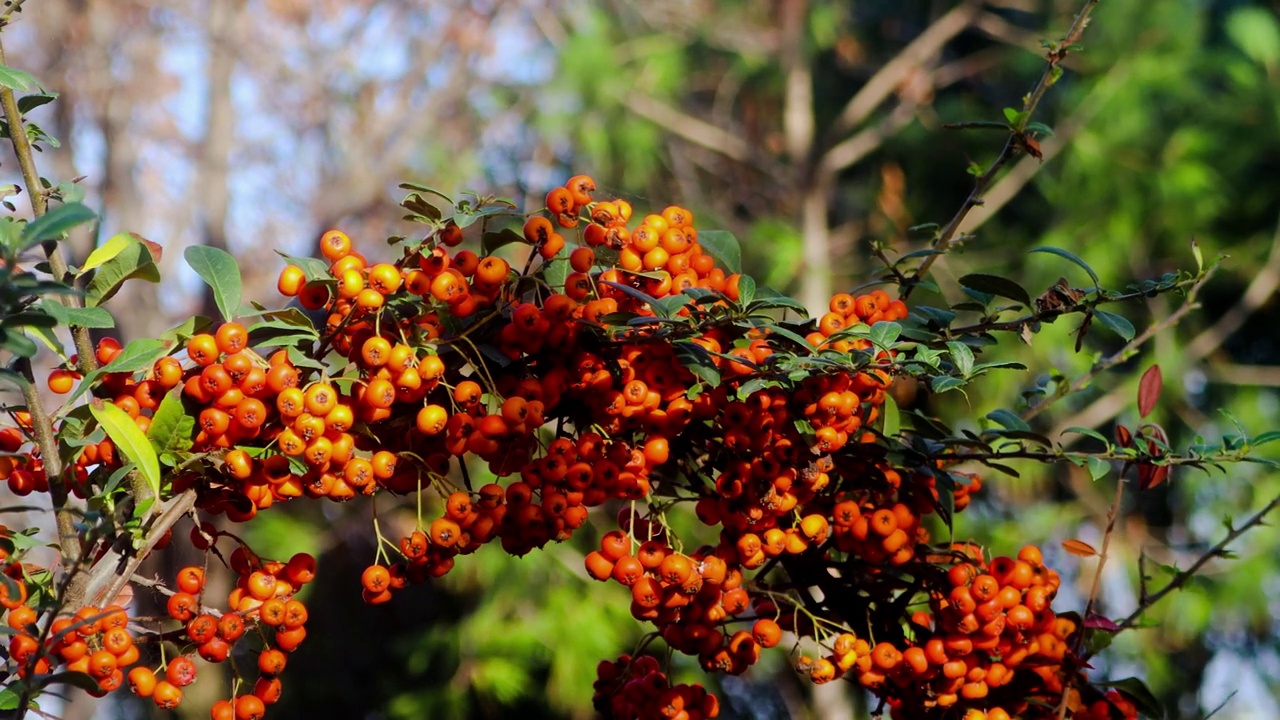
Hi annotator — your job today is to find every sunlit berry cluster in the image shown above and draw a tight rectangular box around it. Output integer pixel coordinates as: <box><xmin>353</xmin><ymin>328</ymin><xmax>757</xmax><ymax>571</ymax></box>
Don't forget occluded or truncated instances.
<box><xmin>0</xmin><ymin>173</ymin><xmax>1140</xmax><ymax>719</ymax></box>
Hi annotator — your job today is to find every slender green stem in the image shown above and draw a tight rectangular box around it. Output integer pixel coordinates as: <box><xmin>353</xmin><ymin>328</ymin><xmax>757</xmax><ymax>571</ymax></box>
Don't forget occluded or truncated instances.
<box><xmin>0</xmin><ymin>37</ymin><xmax>98</xmax><ymax>374</ymax></box>
<box><xmin>904</xmin><ymin>0</ymin><xmax>1100</xmax><ymax>298</ymax></box>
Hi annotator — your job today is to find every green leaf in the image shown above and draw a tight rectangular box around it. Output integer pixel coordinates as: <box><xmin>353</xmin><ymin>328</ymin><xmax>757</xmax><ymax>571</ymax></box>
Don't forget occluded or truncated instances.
<box><xmin>274</xmin><ymin>251</ymin><xmax>331</xmax><ymax>281</ymax></box>
<box><xmin>6</xmin><ymin>528</ymin><xmax>52</xmax><ymax>554</ymax></box>
<box><xmin>37</xmin><ymin>301</ymin><xmax>114</xmax><ymax>329</ymax></box>
<box><xmin>160</xmin><ymin>315</ymin><xmax>215</xmax><ymax>346</ymax></box>
<box><xmin>1094</xmin><ymin>310</ymin><xmax>1135</xmax><ymax>342</ymax></box>
<box><xmin>930</xmin><ymin>468</ymin><xmax>955</xmax><ymax>533</ymax></box>
<box><xmin>946</xmin><ymin>341</ymin><xmax>974</xmax><ymax>377</ymax></box>
<box><xmin>542</xmin><ymin>257</ymin><xmax>569</xmax><ymax>291</ymax></box>
<box><xmin>0</xmin><ymin>368</ymin><xmax>31</xmax><ymax>389</ymax></box>
<box><xmin>185</xmin><ymin>246</ymin><xmax>243</xmax><ymax>322</ymax></box>
<box><xmin>0</xmin><ymin>684</ymin><xmax>21</xmax><ymax>710</ymax></box>
<box><xmin>650</xmin><ymin>294</ymin><xmax>692</xmax><ymax>318</ymax></box>
<box><xmin>401</xmin><ymin>192</ymin><xmax>443</xmax><ymax>222</ymax></box>
<box><xmin>24</xmin><ymin>323</ymin><xmax>66</xmax><ymax>359</ymax></box>
<box><xmin>1029</xmin><ymin>246</ymin><xmax>1100</xmax><ymax>288</ymax></box>
<box><xmin>735</xmin><ymin>377</ymin><xmax>775</xmax><ymax>401</ymax></box>
<box><xmin>761</xmin><ymin>323</ymin><xmax>815</xmax><ymax>351</ymax></box>
<box><xmin>1062</xmin><ymin>426</ymin><xmax>1110</xmax><ymax>446</ymax></box>
<box><xmin>882</xmin><ymin>393</ymin><xmax>899</xmax><ymax>437</ymax></box>
<box><xmin>748</xmin><ymin>286</ymin><xmax>809</xmax><ymax>317</ymax></box>
<box><xmin>248</xmin><ymin>308</ymin><xmax>320</xmax><ymax>345</ymax></box>
<box><xmin>0</xmin><ymin>64</ymin><xmax>40</xmax><ymax>92</ymax></box>
<box><xmin>674</xmin><ymin>340</ymin><xmax>721</xmax><ymax>387</ymax></box>
<box><xmin>62</xmin><ymin>337</ymin><xmax>170</xmax><ymax>407</ymax></box>
<box><xmin>0</xmin><ymin>329</ymin><xmax>38</xmax><ymax>357</ymax></box>
<box><xmin>103</xmin><ymin>463</ymin><xmax>137</xmax><ymax>495</ymax></box>
<box><xmin>146</xmin><ymin>390</ymin><xmax>194</xmax><ymax>455</ymax></box>
<box><xmin>912</xmin><ymin>305</ymin><xmax>956</xmax><ymax>327</ymax></box>
<box><xmin>85</xmin><ymin>239</ymin><xmax>160</xmax><ymax>306</ymax></box>
<box><xmin>870</xmin><ymin>321</ymin><xmax>901</xmax><ymax>349</ymax></box>
<box><xmin>971</xmin><ymin>361</ymin><xmax>1027</xmax><ymax>372</ymax></box>
<box><xmin>79</xmin><ymin>233</ymin><xmax>139</xmax><ymax>276</ymax></box>
<box><xmin>931</xmin><ymin>376</ymin><xmax>967</xmax><ymax>394</ymax></box>
<box><xmin>20</xmin><ymin>202</ymin><xmax>96</xmax><ymax>250</ymax></box>
<box><xmin>1024</xmin><ymin>121</ymin><xmax>1054</xmax><ymax>137</ymax></box>
<box><xmin>735</xmin><ymin>274</ymin><xmax>755</xmax><ymax>307</ymax></box>
<box><xmin>481</xmin><ymin>228</ymin><xmax>524</xmax><ymax>254</ymax></box>
<box><xmin>33</xmin><ymin>670</ymin><xmax>102</xmax><ymax>695</ymax></box>
<box><xmin>0</xmin><ymin>310</ymin><xmax>57</xmax><ymax>329</ymax></box>
<box><xmin>957</xmin><ymin>273</ymin><xmax>1032</xmax><ymax>307</ymax></box>
<box><xmin>698</xmin><ymin>230</ymin><xmax>742</xmax><ymax>274</ymax></box>
<box><xmin>1250</xmin><ymin>430</ymin><xmax>1280</xmax><ymax>447</ymax></box>
<box><xmin>398</xmin><ymin>182</ymin><xmax>453</xmax><ymax>204</ymax></box>
<box><xmin>286</xmin><ymin>345</ymin><xmax>325</xmax><ymax>371</ymax></box>
<box><xmin>600</xmin><ymin>281</ymin><xmax>660</xmax><ymax>312</ymax></box>
<box><xmin>100</xmin><ymin>337</ymin><xmax>170</xmax><ymax>374</ymax></box>
<box><xmin>18</xmin><ymin>92</ymin><xmax>57</xmax><ymax>114</ymax></box>
<box><xmin>1087</xmin><ymin>456</ymin><xmax>1110</xmax><ymax>481</ymax></box>
<box><xmin>986</xmin><ymin>408</ymin><xmax>1030</xmax><ymax>432</ymax></box>
<box><xmin>89</xmin><ymin>400</ymin><xmax>160</xmax><ymax>498</ymax></box>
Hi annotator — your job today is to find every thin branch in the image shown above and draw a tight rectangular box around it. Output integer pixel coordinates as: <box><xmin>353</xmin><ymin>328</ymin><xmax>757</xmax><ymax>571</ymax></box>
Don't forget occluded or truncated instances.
<box><xmin>1205</xmin><ymin>363</ymin><xmax>1280</xmax><ymax>387</ymax></box>
<box><xmin>1078</xmin><ymin>473</ymin><xmax>1125</xmax><ymax>639</ymax></box>
<box><xmin>929</xmin><ymin>448</ymin><xmax>1239</xmax><ymax>468</ymax></box>
<box><xmin>1027</xmin><ymin>265</ymin><xmax>1214</xmax><ymax>424</ymax></box>
<box><xmin>951</xmin><ymin>274</ymin><xmax>1201</xmax><ymax>340</ymax></box>
<box><xmin>903</xmin><ymin>0</ymin><xmax>1100</xmax><ymax>298</ymax></box>
<box><xmin>1186</xmin><ymin>217</ymin><xmax>1280</xmax><ymax>360</ymax></box>
<box><xmin>819</xmin><ymin>102</ymin><xmax>917</xmax><ymax>175</ymax></box>
<box><xmin>973</xmin><ymin>10</ymin><xmax>1052</xmax><ymax>52</ymax></box>
<box><xmin>0</xmin><ymin>36</ymin><xmax>97</xmax><ymax>374</ymax></box>
<box><xmin>621</xmin><ymin>91</ymin><xmax>756</xmax><ymax>165</ymax></box>
<box><xmin>1113</xmin><ymin>491</ymin><xmax>1280</xmax><ymax>633</ymax></box>
<box><xmin>1057</xmin><ymin>468</ymin><xmax>1127</xmax><ymax>720</ymax></box>
<box><xmin>825</xmin><ymin>1</ymin><xmax>981</xmax><ymax>140</ymax></box>
<box><xmin>1051</xmin><ymin>213</ymin><xmax>1280</xmax><ymax>442</ymax></box>
<box><xmin>84</xmin><ymin>489</ymin><xmax>199</xmax><ymax>609</ymax></box>
<box><xmin>954</xmin><ymin>61</ymin><xmax>1130</xmax><ymax>238</ymax></box>
<box><xmin>0</xmin><ymin>0</ymin><xmax>27</xmax><ymax>27</ymax></box>
<box><xmin>130</xmin><ymin>573</ymin><xmax>224</xmax><ymax>617</ymax></box>
<box><xmin>14</xmin><ymin>359</ymin><xmax>80</xmax><ymax>568</ymax></box>
<box><xmin>0</xmin><ymin>41</ymin><xmax>44</xmax><ymax>218</ymax></box>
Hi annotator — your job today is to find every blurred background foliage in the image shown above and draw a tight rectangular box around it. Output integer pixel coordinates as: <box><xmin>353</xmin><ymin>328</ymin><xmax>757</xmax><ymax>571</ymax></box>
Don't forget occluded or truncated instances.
<box><xmin>5</xmin><ymin>0</ymin><xmax>1280</xmax><ymax>718</ymax></box>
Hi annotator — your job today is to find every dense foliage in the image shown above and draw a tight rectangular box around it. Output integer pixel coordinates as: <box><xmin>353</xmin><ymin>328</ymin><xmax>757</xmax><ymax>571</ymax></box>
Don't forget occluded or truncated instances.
<box><xmin>3</xmin><ymin>2</ymin><xmax>1280</xmax><ymax>719</ymax></box>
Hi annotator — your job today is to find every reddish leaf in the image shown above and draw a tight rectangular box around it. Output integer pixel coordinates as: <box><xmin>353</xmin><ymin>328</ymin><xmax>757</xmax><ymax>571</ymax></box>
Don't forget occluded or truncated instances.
<box><xmin>140</xmin><ymin>237</ymin><xmax>164</xmax><ymax>263</ymax></box>
<box><xmin>1083</xmin><ymin>613</ymin><xmax>1120</xmax><ymax>631</ymax></box>
<box><xmin>1062</xmin><ymin>539</ymin><xmax>1098</xmax><ymax>557</ymax></box>
<box><xmin>1115</xmin><ymin>424</ymin><xmax>1133</xmax><ymax>449</ymax></box>
<box><xmin>1138</xmin><ymin>463</ymin><xmax>1170</xmax><ymax>491</ymax></box>
<box><xmin>1137</xmin><ymin>364</ymin><xmax>1162</xmax><ymax>419</ymax></box>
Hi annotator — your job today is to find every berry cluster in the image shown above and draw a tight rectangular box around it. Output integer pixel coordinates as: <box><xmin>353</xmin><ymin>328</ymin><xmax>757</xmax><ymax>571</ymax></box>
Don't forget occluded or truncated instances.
<box><xmin>0</xmin><ymin>174</ymin><xmax>1143</xmax><ymax>719</ymax></box>
<box><xmin>593</xmin><ymin>653</ymin><xmax>721</xmax><ymax>720</ymax></box>
<box><xmin>137</xmin><ymin>549</ymin><xmax>314</xmax><ymax>718</ymax></box>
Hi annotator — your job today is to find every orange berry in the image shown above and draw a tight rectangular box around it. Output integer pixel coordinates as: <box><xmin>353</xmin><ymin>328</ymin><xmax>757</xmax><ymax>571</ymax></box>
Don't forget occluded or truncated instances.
<box><xmin>319</xmin><ymin>230</ymin><xmax>352</xmax><ymax>261</ymax></box>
